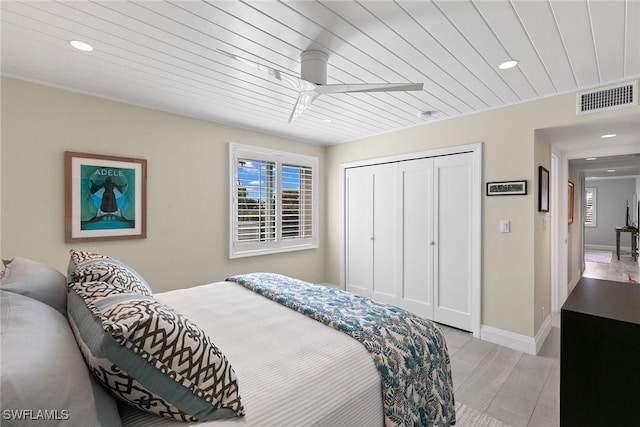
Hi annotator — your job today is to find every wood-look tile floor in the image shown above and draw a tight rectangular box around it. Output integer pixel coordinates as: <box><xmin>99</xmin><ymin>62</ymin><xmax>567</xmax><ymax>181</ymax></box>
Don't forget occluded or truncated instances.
<box><xmin>438</xmin><ymin>250</ymin><xmax>638</xmax><ymax>426</ymax></box>
<box><xmin>440</xmin><ymin>315</ymin><xmax>560</xmax><ymax>427</ymax></box>
<box><xmin>583</xmin><ymin>248</ymin><xmax>640</xmax><ymax>282</ymax></box>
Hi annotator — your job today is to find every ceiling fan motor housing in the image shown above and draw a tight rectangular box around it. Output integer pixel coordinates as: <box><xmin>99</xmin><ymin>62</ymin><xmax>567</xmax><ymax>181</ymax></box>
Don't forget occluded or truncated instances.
<box><xmin>301</xmin><ymin>50</ymin><xmax>328</xmax><ymax>85</ymax></box>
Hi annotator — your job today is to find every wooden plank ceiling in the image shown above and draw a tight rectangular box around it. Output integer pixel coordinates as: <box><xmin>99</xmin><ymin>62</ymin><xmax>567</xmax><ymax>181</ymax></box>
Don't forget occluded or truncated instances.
<box><xmin>1</xmin><ymin>0</ymin><xmax>639</xmax><ymax>145</ymax></box>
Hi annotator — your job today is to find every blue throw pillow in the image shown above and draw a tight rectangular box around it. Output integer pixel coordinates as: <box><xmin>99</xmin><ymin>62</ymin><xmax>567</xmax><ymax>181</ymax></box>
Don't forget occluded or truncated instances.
<box><xmin>0</xmin><ymin>290</ymin><xmax>121</xmax><ymax>426</ymax></box>
<box><xmin>0</xmin><ymin>257</ymin><xmax>67</xmax><ymax>316</ymax></box>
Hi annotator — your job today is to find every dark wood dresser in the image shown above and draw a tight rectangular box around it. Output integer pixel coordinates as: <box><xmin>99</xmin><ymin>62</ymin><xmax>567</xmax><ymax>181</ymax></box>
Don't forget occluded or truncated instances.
<box><xmin>560</xmin><ymin>277</ymin><xmax>640</xmax><ymax>426</ymax></box>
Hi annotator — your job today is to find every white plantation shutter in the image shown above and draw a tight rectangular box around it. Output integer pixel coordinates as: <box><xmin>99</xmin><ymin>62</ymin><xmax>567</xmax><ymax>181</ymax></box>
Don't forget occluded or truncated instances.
<box><xmin>585</xmin><ymin>187</ymin><xmax>597</xmax><ymax>227</ymax></box>
<box><xmin>282</xmin><ymin>164</ymin><xmax>314</xmax><ymax>240</ymax></box>
<box><xmin>236</xmin><ymin>159</ymin><xmax>276</xmax><ymax>243</ymax></box>
<box><xmin>230</xmin><ymin>143</ymin><xmax>318</xmax><ymax>258</ymax></box>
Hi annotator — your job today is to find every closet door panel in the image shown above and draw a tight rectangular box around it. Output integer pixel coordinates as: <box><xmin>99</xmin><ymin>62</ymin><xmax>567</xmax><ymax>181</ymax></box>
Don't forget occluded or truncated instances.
<box><xmin>344</xmin><ymin>149</ymin><xmax>477</xmax><ymax>333</ymax></box>
<box><xmin>345</xmin><ymin>167</ymin><xmax>373</xmax><ymax>297</ymax></box>
<box><xmin>400</xmin><ymin>158</ymin><xmax>434</xmax><ymax>318</ymax></box>
<box><xmin>371</xmin><ymin>163</ymin><xmax>398</xmax><ymax>300</ymax></box>
<box><xmin>434</xmin><ymin>153</ymin><xmax>472</xmax><ymax>331</ymax></box>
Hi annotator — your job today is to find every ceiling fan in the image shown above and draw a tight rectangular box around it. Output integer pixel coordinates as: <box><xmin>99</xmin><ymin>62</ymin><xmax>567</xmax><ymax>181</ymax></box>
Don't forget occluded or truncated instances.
<box><xmin>219</xmin><ymin>50</ymin><xmax>424</xmax><ymax>123</ymax></box>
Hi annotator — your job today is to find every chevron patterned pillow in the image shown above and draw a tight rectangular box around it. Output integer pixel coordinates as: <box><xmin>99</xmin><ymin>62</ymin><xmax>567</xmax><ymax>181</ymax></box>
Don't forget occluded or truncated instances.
<box><xmin>67</xmin><ymin>249</ymin><xmax>109</xmax><ymax>277</ymax></box>
<box><xmin>71</xmin><ymin>260</ymin><xmax>153</xmax><ymax>296</ymax></box>
<box><xmin>68</xmin><ymin>250</ymin><xmax>152</xmax><ymax>296</ymax></box>
<box><xmin>67</xmin><ymin>281</ymin><xmax>245</xmax><ymax>421</ymax></box>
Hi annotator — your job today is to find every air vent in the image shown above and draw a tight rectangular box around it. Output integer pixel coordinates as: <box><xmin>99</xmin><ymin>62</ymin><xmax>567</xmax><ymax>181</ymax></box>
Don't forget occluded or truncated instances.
<box><xmin>576</xmin><ymin>81</ymin><xmax>638</xmax><ymax>115</ymax></box>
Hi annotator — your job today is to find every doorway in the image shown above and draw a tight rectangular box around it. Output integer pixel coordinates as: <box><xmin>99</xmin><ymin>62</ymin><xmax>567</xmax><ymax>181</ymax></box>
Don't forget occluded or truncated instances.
<box><xmin>574</xmin><ymin>157</ymin><xmax>640</xmax><ymax>283</ymax></box>
<box><xmin>544</xmin><ymin>113</ymin><xmax>640</xmax><ymax>311</ymax></box>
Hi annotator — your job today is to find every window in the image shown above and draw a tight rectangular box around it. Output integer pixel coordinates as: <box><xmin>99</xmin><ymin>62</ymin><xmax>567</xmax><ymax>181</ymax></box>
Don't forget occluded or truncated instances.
<box><xmin>229</xmin><ymin>143</ymin><xmax>317</xmax><ymax>258</ymax></box>
<box><xmin>585</xmin><ymin>187</ymin><xmax>597</xmax><ymax>227</ymax></box>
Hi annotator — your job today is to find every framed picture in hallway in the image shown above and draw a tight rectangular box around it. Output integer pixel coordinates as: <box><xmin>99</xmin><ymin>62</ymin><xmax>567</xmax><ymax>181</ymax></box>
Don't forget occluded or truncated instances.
<box><xmin>538</xmin><ymin>166</ymin><xmax>549</xmax><ymax>212</ymax></box>
<box><xmin>568</xmin><ymin>180</ymin><xmax>575</xmax><ymax>224</ymax></box>
<box><xmin>65</xmin><ymin>151</ymin><xmax>147</xmax><ymax>243</ymax></box>
<box><xmin>486</xmin><ymin>180</ymin><xmax>527</xmax><ymax>196</ymax></box>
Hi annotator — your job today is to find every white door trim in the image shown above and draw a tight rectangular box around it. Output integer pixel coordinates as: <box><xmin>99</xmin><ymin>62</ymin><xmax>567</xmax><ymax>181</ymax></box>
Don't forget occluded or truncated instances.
<box><xmin>339</xmin><ymin>142</ymin><xmax>483</xmax><ymax>338</ymax></box>
<box><xmin>551</xmin><ymin>142</ymin><xmax>640</xmax><ymax>311</ymax></box>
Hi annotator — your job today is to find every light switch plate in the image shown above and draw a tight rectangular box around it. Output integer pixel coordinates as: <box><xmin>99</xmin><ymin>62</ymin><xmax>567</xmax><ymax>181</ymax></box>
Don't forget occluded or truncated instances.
<box><xmin>500</xmin><ymin>220</ymin><xmax>510</xmax><ymax>233</ymax></box>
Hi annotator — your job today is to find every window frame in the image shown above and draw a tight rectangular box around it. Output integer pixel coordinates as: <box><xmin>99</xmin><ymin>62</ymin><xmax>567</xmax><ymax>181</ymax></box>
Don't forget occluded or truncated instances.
<box><xmin>584</xmin><ymin>187</ymin><xmax>597</xmax><ymax>227</ymax></box>
<box><xmin>229</xmin><ymin>143</ymin><xmax>318</xmax><ymax>258</ymax></box>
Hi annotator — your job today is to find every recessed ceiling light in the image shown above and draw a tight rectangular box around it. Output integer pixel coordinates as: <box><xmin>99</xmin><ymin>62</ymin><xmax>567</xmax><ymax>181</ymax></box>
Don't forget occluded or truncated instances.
<box><xmin>585</xmin><ymin>157</ymin><xmax>597</xmax><ymax>161</ymax></box>
<box><xmin>69</xmin><ymin>40</ymin><xmax>93</xmax><ymax>52</ymax></box>
<box><xmin>601</xmin><ymin>134</ymin><xmax>616</xmax><ymax>138</ymax></box>
<box><xmin>607</xmin><ymin>169</ymin><xmax>617</xmax><ymax>173</ymax></box>
<box><xmin>498</xmin><ymin>60</ymin><xmax>518</xmax><ymax>70</ymax></box>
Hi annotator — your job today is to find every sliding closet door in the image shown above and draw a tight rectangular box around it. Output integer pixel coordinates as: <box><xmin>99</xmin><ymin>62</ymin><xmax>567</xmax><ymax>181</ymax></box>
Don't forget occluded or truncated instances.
<box><xmin>400</xmin><ymin>158</ymin><xmax>435</xmax><ymax>318</ymax></box>
<box><xmin>345</xmin><ymin>163</ymin><xmax>398</xmax><ymax>302</ymax></box>
<box><xmin>370</xmin><ymin>163</ymin><xmax>399</xmax><ymax>304</ymax></box>
<box><xmin>345</xmin><ymin>166</ymin><xmax>373</xmax><ymax>297</ymax></box>
<box><xmin>433</xmin><ymin>153</ymin><xmax>473</xmax><ymax>331</ymax></box>
<box><xmin>345</xmin><ymin>151</ymin><xmax>476</xmax><ymax>333</ymax></box>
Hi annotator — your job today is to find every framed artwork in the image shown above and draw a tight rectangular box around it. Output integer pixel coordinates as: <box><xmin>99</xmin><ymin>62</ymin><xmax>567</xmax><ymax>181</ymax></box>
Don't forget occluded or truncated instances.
<box><xmin>486</xmin><ymin>180</ymin><xmax>527</xmax><ymax>196</ymax></box>
<box><xmin>538</xmin><ymin>166</ymin><xmax>549</xmax><ymax>212</ymax></box>
<box><xmin>65</xmin><ymin>151</ymin><xmax>147</xmax><ymax>242</ymax></box>
<box><xmin>568</xmin><ymin>180</ymin><xmax>575</xmax><ymax>224</ymax></box>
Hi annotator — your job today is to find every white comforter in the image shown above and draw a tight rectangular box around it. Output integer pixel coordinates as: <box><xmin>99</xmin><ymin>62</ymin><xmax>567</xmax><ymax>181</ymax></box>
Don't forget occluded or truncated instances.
<box><xmin>120</xmin><ymin>281</ymin><xmax>384</xmax><ymax>427</ymax></box>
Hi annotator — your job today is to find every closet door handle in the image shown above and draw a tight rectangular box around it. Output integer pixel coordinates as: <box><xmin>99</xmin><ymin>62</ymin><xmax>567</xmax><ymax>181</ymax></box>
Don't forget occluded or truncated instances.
<box><xmin>430</xmin><ymin>241</ymin><xmax>436</xmax><ymax>246</ymax></box>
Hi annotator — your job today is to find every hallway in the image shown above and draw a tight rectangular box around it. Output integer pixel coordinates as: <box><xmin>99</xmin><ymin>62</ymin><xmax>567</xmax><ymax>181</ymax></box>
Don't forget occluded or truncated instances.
<box><xmin>583</xmin><ymin>248</ymin><xmax>639</xmax><ymax>283</ymax></box>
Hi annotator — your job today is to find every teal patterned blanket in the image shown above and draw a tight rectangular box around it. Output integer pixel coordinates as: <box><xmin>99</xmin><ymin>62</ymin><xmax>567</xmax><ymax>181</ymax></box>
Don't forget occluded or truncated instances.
<box><xmin>226</xmin><ymin>273</ymin><xmax>456</xmax><ymax>427</ymax></box>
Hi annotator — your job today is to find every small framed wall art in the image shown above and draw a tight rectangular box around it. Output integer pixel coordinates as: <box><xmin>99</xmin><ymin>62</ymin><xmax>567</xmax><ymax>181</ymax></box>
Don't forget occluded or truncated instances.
<box><xmin>486</xmin><ymin>180</ymin><xmax>527</xmax><ymax>196</ymax></box>
<box><xmin>538</xmin><ymin>166</ymin><xmax>550</xmax><ymax>212</ymax></box>
<box><xmin>568</xmin><ymin>180</ymin><xmax>575</xmax><ymax>224</ymax></box>
<box><xmin>65</xmin><ymin>151</ymin><xmax>147</xmax><ymax>243</ymax></box>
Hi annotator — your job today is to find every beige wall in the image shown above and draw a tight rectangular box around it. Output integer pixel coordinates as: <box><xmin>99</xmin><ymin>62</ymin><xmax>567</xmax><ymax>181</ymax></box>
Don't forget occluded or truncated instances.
<box><xmin>0</xmin><ymin>78</ymin><xmax>326</xmax><ymax>292</ymax></box>
<box><xmin>3</xmin><ymin>76</ymin><xmax>638</xmax><ymax>339</ymax></box>
<box><xmin>326</xmin><ymin>87</ymin><xmax>639</xmax><ymax>337</ymax></box>
<box><xmin>568</xmin><ymin>164</ymin><xmax>584</xmax><ymax>292</ymax></box>
<box><xmin>533</xmin><ymin>134</ymin><xmax>551</xmax><ymax>333</ymax></box>
<box><xmin>0</xmin><ymin>79</ymin><xmax>3</xmax><ymax>262</ymax></box>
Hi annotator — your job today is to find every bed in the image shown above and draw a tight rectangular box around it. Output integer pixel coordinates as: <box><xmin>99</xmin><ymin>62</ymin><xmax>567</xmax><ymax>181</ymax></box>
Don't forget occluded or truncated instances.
<box><xmin>0</xmin><ymin>252</ymin><xmax>456</xmax><ymax>426</ymax></box>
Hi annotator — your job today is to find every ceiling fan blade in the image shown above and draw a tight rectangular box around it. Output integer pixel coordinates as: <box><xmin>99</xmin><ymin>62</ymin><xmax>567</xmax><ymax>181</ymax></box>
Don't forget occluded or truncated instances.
<box><xmin>221</xmin><ymin>49</ymin><xmax>422</xmax><ymax>123</ymax></box>
<box><xmin>316</xmin><ymin>82</ymin><xmax>424</xmax><ymax>94</ymax></box>
<box><xmin>288</xmin><ymin>91</ymin><xmax>320</xmax><ymax>123</ymax></box>
<box><xmin>218</xmin><ymin>50</ymin><xmax>316</xmax><ymax>92</ymax></box>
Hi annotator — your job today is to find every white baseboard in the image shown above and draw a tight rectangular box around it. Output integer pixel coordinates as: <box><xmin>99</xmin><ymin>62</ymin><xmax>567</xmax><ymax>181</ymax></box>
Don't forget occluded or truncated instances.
<box><xmin>535</xmin><ymin>315</ymin><xmax>553</xmax><ymax>354</ymax></box>
<box><xmin>585</xmin><ymin>244</ymin><xmax>615</xmax><ymax>251</ymax></box>
<box><xmin>568</xmin><ymin>275</ymin><xmax>580</xmax><ymax>294</ymax></box>
<box><xmin>481</xmin><ymin>315</ymin><xmax>552</xmax><ymax>355</ymax></box>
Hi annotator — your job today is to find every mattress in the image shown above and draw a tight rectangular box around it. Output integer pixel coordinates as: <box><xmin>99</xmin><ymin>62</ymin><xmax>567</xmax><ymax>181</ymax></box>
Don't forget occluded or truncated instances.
<box><xmin>119</xmin><ymin>281</ymin><xmax>384</xmax><ymax>427</ymax></box>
